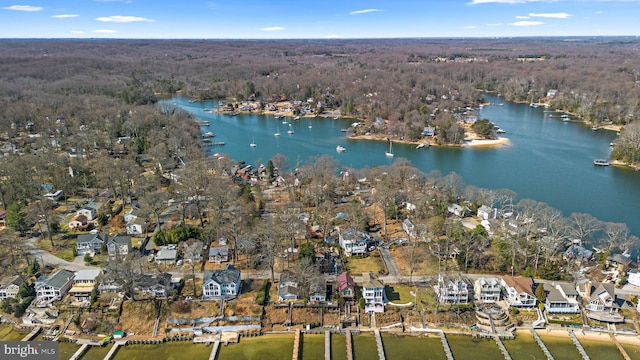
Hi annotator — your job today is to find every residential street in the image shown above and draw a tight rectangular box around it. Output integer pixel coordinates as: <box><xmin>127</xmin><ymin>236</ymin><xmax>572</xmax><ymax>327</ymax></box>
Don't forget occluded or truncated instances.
<box><xmin>19</xmin><ymin>236</ymin><xmax>95</xmax><ymax>272</ymax></box>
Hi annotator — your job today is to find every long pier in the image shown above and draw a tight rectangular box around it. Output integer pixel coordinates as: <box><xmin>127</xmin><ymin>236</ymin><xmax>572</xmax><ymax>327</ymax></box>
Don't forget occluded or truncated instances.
<box><xmin>209</xmin><ymin>340</ymin><xmax>220</xmax><ymax>360</ymax></box>
<box><xmin>439</xmin><ymin>331</ymin><xmax>454</xmax><ymax>360</ymax></box>
<box><xmin>325</xmin><ymin>331</ymin><xmax>331</xmax><ymax>360</ymax></box>
<box><xmin>292</xmin><ymin>329</ymin><xmax>301</xmax><ymax>360</ymax></box>
<box><xmin>530</xmin><ymin>329</ymin><xmax>554</xmax><ymax>360</ymax></box>
<box><xmin>69</xmin><ymin>344</ymin><xmax>89</xmax><ymax>360</ymax></box>
<box><xmin>610</xmin><ymin>333</ymin><xmax>632</xmax><ymax>360</ymax></box>
<box><xmin>21</xmin><ymin>327</ymin><xmax>41</xmax><ymax>341</ymax></box>
<box><xmin>104</xmin><ymin>340</ymin><xmax>127</xmax><ymax>360</ymax></box>
<box><xmin>374</xmin><ymin>329</ymin><xmax>386</xmax><ymax>360</ymax></box>
<box><xmin>346</xmin><ymin>329</ymin><xmax>354</xmax><ymax>360</ymax></box>
<box><xmin>568</xmin><ymin>329</ymin><xmax>590</xmax><ymax>360</ymax></box>
<box><xmin>493</xmin><ymin>335</ymin><xmax>512</xmax><ymax>360</ymax></box>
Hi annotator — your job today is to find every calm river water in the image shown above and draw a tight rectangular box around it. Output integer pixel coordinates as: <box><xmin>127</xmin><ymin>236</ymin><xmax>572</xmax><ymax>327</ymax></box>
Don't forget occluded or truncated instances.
<box><xmin>167</xmin><ymin>94</ymin><xmax>639</xmax><ymax>242</ymax></box>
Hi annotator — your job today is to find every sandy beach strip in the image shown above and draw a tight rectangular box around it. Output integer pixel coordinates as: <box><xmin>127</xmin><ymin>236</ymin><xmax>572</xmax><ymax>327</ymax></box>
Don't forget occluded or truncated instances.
<box><xmin>463</xmin><ymin>137</ymin><xmax>511</xmax><ymax>147</ymax></box>
<box><xmin>536</xmin><ymin>328</ymin><xmax>640</xmax><ymax>346</ymax></box>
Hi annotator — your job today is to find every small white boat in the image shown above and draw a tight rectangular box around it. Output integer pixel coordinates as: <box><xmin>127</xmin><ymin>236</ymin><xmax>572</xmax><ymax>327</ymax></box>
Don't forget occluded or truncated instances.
<box><xmin>385</xmin><ymin>142</ymin><xmax>394</xmax><ymax>157</ymax></box>
<box><xmin>591</xmin><ymin>126</ymin><xmax>599</xmax><ymax>131</ymax></box>
<box><xmin>593</xmin><ymin>159</ymin><xmax>610</xmax><ymax>166</ymax></box>
<box><xmin>293</xmin><ymin>116</ymin><xmax>300</xmax><ymax>120</ymax></box>
<box><xmin>203</xmin><ymin>131</ymin><xmax>215</xmax><ymax>138</ymax></box>
<box><xmin>416</xmin><ymin>143</ymin><xmax>427</xmax><ymax>149</ymax></box>
<box><xmin>287</xmin><ymin>129</ymin><xmax>294</xmax><ymax>134</ymax></box>
<box><xmin>496</xmin><ymin>128</ymin><xmax>505</xmax><ymax>134</ymax></box>
<box><xmin>336</xmin><ymin>145</ymin><xmax>346</xmax><ymax>153</ymax></box>
<box><xmin>250</xmin><ymin>137</ymin><xmax>257</xmax><ymax>147</ymax></box>
<box><xmin>274</xmin><ymin>127</ymin><xmax>281</xmax><ymax>136</ymax></box>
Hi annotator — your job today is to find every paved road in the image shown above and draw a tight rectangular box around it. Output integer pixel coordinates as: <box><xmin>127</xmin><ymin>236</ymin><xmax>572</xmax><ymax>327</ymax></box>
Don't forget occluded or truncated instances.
<box><xmin>378</xmin><ymin>246</ymin><xmax>402</xmax><ymax>280</ymax></box>
<box><xmin>19</xmin><ymin>236</ymin><xmax>95</xmax><ymax>272</ymax></box>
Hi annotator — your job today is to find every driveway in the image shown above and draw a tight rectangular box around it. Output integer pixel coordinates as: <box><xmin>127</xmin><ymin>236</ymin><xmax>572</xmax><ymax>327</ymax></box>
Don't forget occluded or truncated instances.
<box><xmin>19</xmin><ymin>236</ymin><xmax>95</xmax><ymax>272</ymax></box>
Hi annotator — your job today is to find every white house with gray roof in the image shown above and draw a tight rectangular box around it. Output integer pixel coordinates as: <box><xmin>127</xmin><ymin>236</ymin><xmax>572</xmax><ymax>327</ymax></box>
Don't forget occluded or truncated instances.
<box><xmin>35</xmin><ymin>269</ymin><xmax>74</xmax><ymax>303</ymax></box>
<box><xmin>202</xmin><ymin>264</ymin><xmax>241</xmax><ymax>300</ymax></box>
<box><xmin>76</xmin><ymin>202</ymin><xmax>102</xmax><ymax>221</ymax></box>
<box><xmin>107</xmin><ymin>235</ymin><xmax>132</xmax><ymax>260</ymax></box>
<box><xmin>76</xmin><ymin>233</ymin><xmax>108</xmax><ymax>256</ymax></box>
<box><xmin>0</xmin><ymin>275</ymin><xmax>23</xmax><ymax>300</ymax></box>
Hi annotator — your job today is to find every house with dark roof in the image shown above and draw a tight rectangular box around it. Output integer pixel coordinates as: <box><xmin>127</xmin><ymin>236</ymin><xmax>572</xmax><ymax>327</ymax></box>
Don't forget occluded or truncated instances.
<box><xmin>126</xmin><ymin>217</ymin><xmax>147</xmax><ymax>235</ymax></box>
<box><xmin>586</xmin><ymin>282</ymin><xmax>624</xmax><ymax>323</ymax></box>
<box><xmin>35</xmin><ymin>269</ymin><xmax>74</xmax><ymax>303</ymax></box>
<box><xmin>76</xmin><ymin>233</ymin><xmax>108</xmax><ymax>256</ymax></box>
<box><xmin>135</xmin><ymin>272</ymin><xmax>172</xmax><ymax>299</ymax></box>
<box><xmin>563</xmin><ymin>244</ymin><xmax>593</xmax><ymax>264</ymax></box>
<box><xmin>607</xmin><ymin>254</ymin><xmax>632</xmax><ymax>270</ymax></box>
<box><xmin>154</xmin><ymin>249</ymin><xmax>177</xmax><ymax>264</ymax></box>
<box><xmin>107</xmin><ymin>235</ymin><xmax>132</xmax><ymax>260</ymax></box>
<box><xmin>338</xmin><ymin>228</ymin><xmax>370</xmax><ymax>257</ymax></box>
<box><xmin>337</xmin><ymin>272</ymin><xmax>355</xmax><ymax>302</ymax></box>
<box><xmin>501</xmin><ymin>275</ymin><xmax>536</xmax><ymax>308</ymax></box>
<box><xmin>208</xmin><ymin>246</ymin><xmax>229</xmax><ymax>264</ymax></box>
<box><xmin>202</xmin><ymin>264</ymin><xmax>241</xmax><ymax>300</ymax></box>
<box><xmin>309</xmin><ymin>276</ymin><xmax>327</xmax><ymax>304</ymax></box>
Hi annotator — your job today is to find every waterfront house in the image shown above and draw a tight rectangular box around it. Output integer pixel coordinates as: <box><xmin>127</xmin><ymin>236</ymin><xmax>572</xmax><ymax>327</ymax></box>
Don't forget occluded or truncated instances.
<box><xmin>106</xmin><ymin>235</ymin><xmax>132</xmax><ymax>261</ymax></box>
<box><xmin>309</xmin><ymin>276</ymin><xmax>327</xmax><ymax>303</ymax></box>
<box><xmin>0</xmin><ymin>275</ymin><xmax>23</xmax><ymax>300</ymax></box>
<box><xmin>563</xmin><ymin>244</ymin><xmax>593</xmax><ymax>264</ymax></box>
<box><xmin>202</xmin><ymin>264</ymin><xmax>241</xmax><ymax>300</ymax></box>
<box><xmin>69</xmin><ymin>269</ymin><xmax>101</xmax><ymax>303</ymax></box>
<box><xmin>35</xmin><ymin>269</ymin><xmax>74</xmax><ymax>303</ymax></box>
<box><xmin>76</xmin><ymin>233</ymin><xmax>108</xmax><ymax>256</ymax></box>
<box><xmin>278</xmin><ymin>271</ymin><xmax>301</xmax><ymax>301</ymax></box>
<box><xmin>447</xmin><ymin>204</ymin><xmax>465</xmax><ymax>217</ymax></box>
<box><xmin>477</xmin><ymin>205</ymin><xmax>498</xmax><ymax>221</ymax></box>
<box><xmin>76</xmin><ymin>202</ymin><xmax>102</xmax><ymax>221</ymax></box>
<box><xmin>362</xmin><ymin>272</ymin><xmax>386</xmax><ymax>313</ymax></box>
<box><xmin>154</xmin><ymin>248</ymin><xmax>177</xmax><ymax>264</ymax></box>
<box><xmin>434</xmin><ymin>274</ymin><xmax>470</xmax><ymax>304</ymax></box>
<box><xmin>338</xmin><ymin>228</ymin><xmax>370</xmax><ymax>257</ymax></box>
<box><xmin>607</xmin><ymin>253</ymin><xmax>632</xmax><ymax>271</ymax></box>
<box><xmin>501</xmin><ymin>275</ymin><xmax>537</xmax><ymax>308</ymax></box>
<box><xmin>586</xmin><ymin>282</ymin><xmax>624</xmax><ymax>323</ymax></box>
<box><xmin>576</xmin><ymin>279</ymin><xmax>593</xmax><ymax>300</ymax></box>
<box><xmin>208</xmin><ymin>245</ymin><xmax>229</xmax><ymax>264</ymax></box>
<box><xmin>44</xmin><ymin>190</ymin><xmax>63</xmax><ymax>202</ymax></box>
<box><xmin>422</xmin><ymin>126</ymin><xmax>436</xmax><ymax>137</ymax></box>
<box><xmin>135</xmin><ymin>272</ymin><xmax>172</xmax><ymax>299</ymax></box>
<box><xmin>337</xmin><ymin>272</ymin><xmax>355</xmax><ymax>302</ymax></box>
<box><xmin>545</xmin><ymin>284</ymin><xmax>580</xmax><ymax>314</ymax></box>
<box><xmin>474</xmin><ymin>277</ymin><xmax>502</xmax><ymax>303</ymax></box>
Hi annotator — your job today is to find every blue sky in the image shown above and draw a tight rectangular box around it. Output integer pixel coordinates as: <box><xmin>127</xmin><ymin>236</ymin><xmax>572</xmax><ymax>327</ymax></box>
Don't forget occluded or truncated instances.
<box><xmin>1</xmin><ymin>0</ymin><xmax>639</xmax><ymax>39</ymax></box>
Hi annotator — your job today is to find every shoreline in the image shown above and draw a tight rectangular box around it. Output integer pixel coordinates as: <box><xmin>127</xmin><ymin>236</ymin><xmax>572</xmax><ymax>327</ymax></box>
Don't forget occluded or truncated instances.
<box><xmin>347</xmin><ymin>133</ymin><xmax>511</xmax><ymax>149</ymax></box>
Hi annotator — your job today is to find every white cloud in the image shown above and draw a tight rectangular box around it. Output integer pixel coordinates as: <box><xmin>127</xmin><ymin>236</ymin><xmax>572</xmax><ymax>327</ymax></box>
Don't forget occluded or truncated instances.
<box><xmin>515</xmin><ymin>15</ymin><xmax>529</xmax><ymax>19</ymax></box>
<box><xmin>260</xmin><ymin>27</ymin><xmax>285</xmax><ymax>31</ymax></box>
<box><xmin>96</xmin><ymin>16</ymin><xmax>154</xmax><ymax>23</ymax></box>
<box><xmin>509</xmin><ymin>20</ymin><xmax>545</xmax><ymax>26</ymax></box>
<box><xmin>529</xmin><ymin>12</ymin><xmax>571</xmax><ymax>19</ymax></box>
<box><xmin>70</xmin><ymin>30</ymin><xmax>84</xmax><ymax>34</ymax></box>
<box><xmin>52</xmin><ymin>14</ymin><xmax>79</xmax><ymax>19</ymax></box>
<box><xmin>350</xmin><ymin>9</ymin><xmax>382</xmax><ymax>15</ymax></box>
<box><xmin>595</xmin><ymin>11</ymin><xmax>605</xmax><ymax>14</ymax></box>
<box><xmin>464</xmin><ymin>25</ymin><xmax>477</xmax><ymax>29</ymax></box>
<box><xmin>3</xmin><ymin>5</ymin><xmax>43</xmax><ymax>11</ymax></box>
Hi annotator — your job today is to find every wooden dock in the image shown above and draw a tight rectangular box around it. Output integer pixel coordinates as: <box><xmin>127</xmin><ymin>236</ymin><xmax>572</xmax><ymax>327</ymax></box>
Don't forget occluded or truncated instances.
<box><xmin>325</xmin><ymin>331</ymin><xmax>331</xmax><ymax>360</ymax></box>
<box><xmin>374</xmin><ymin>329</ymin><xmax>386</xmax><ymax>360</ymax></box>
<box><xmin>439</xmin><ymin>331</ymin><xmax>454</xmax><ymax>360</ymax></box>
<box><xmin>493</xmin><ymin>335</ymin><xmax>512</xmax><ymax>360</ymax></box>
<box><xmin>21</xmin><ymin>327</ymin><xmax>41</xmax><ymax>341</ymax></box>
<box><xmin>104</xmin><ymin>340</ymin><xmax>127</xmax><ymax>360</ymax></box>
<box><xmin>530</xmin><ymin>328</ymin><xmax>554</xmax><ymax>360</ymax></box>
<box><xmin>568</xmin><ymin>330</ymin><xmax>590</xmax><ymax>360</ymax></box>
<box><xmin>346</xmin><ymin>329</ymin><xmax>354</xmax><ymax>360</ymax></box>
<box><xmin>69</xmin><ymin>343</ymin><xmax>89</xmax><ymax>360</ymax></box>
<box><xmin>209</xmin><ymin>341</ymin><xmax>220</xmax><ymax>360</ymax></box>
<box><xmin>292</xmin><ymin>329</ymin><xmax>301</xmax><ymax>360</ymax></box>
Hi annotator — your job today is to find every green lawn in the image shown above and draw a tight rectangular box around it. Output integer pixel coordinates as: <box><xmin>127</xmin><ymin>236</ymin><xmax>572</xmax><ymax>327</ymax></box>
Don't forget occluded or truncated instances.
<box><xmin>343</xmin><ymin>253</ymin><xmax>385</xmax><ymax>276</ymax></box>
